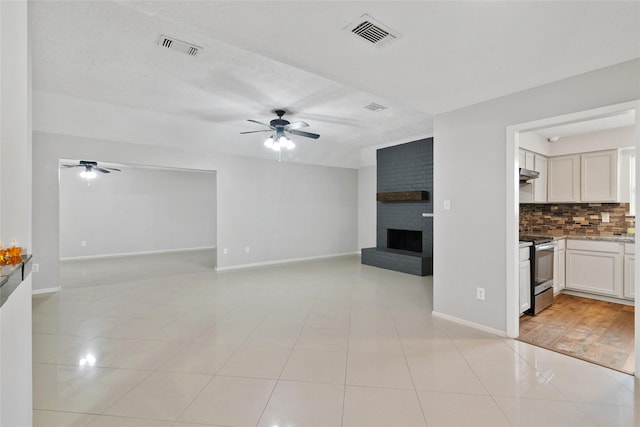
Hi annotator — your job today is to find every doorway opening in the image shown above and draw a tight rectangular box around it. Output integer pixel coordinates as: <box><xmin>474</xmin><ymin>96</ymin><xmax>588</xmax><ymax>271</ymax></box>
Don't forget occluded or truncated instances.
<box><xmin>506</xmin><ymin>101</ymin><xmax>640</xmax><ymax>376</ymax></box>
<box><xmin>58</xmin><ymin>160</ymin><xmax>217</xmax><ymax>289</ymax></box>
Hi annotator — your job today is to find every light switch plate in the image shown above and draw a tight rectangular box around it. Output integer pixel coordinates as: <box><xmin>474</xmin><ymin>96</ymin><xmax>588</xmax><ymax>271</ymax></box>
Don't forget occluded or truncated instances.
<box><xmin>444</xmin><ymin>200</ymin><xmax>451</xmax><ymax>210</ymax></box>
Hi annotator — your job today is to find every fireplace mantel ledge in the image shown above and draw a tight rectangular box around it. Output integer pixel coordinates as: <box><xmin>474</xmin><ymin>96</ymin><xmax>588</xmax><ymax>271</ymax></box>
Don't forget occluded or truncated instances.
<box><xmin>376</xmin><ymin>191</ymin><xmax>429</xmax><ymax>202</ymax></box>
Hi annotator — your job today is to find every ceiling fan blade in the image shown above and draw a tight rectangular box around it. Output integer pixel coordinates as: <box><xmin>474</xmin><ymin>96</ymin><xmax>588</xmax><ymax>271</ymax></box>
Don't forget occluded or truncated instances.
<box><xmin>103</xmin><ymin>167</ymin><xmax>121</xmax><ymax>172</ymax></box>
<box><xmin>60</xmin><ymin>164</ymin><xmax>82</xmax><ymax>169</ymax></box>
<box><xmin>286</xmin><ymin>129</ymin><xmax>320</xmax><ymax>139</ymax></box>
<box><xmin>247</xmin><ymin>119</ymin><xmax>275</xmax><ymax>130</ymax></box>
<box><xmin>240</xmin><ymin>130</ymin><xmax>273</xmax><ymax>134</ymax></box>
<box><xmin>93</xmin><ymin>167</ymin><xmax>111</xmax><ymax>173</ymax></box>
<box><xmin>284</xmin><ymin>121</ymin><xmax>309</xmax><ymax>130</ymax></box>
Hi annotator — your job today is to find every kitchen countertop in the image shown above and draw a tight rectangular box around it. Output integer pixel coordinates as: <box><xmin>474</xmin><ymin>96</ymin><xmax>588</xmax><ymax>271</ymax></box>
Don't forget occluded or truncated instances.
<box><xmin>521</xmin><ymin>234</ymin><xmax>635</xmax><ymax>243</ymax></box>
<box><xmin>564</xmin><ymin>235</ymin><xmax>635</xmax><ymax>243</ymax></box>
<box><xmin>519</xmin><ymin>241</ymin><xmax>533</xmax><ymax>248</ymax></box>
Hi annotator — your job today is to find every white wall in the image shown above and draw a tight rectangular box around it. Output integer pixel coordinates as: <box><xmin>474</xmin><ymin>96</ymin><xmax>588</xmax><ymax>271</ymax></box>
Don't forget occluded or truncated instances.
<box><xmin>520</xmin><ymin>125</ymin><xmax>635</xmax><ymax>156</ymax></box>
<box><xmin>519</xmin><ymin>132</ymin><xmax>550</xmax><ymax>156</ymax></box>
<box><xmin>357</xmin><ymin>165</ymin><xmax>376</xmax><ymax>250</ymax></box>
<box><xmin>0</xmin><ymin>276</ymin><xmax>32</xmax><ymax>427</ymax></box>
<box><xmin>549</xmin><ymin>126</ymin><xmax>635</xmax><ymax>156</ymax></box>
<box><xmin>33</xmin><ymin>132</ymin><xmax>358</xmax><ymax>290</ymax></box>
<box><xmin>0</xmin><ymin>1</ymin><xmax>32</xmax><ymax>425</ymax></box>
<box><xmin>433</xmin><ymin>59</ymin><xmax>640</xmax><ymax>333</ymax></box>
<box><xmin>59</xmin><ymin>166</ymin><xmax>216</xmax><ymax>258</ymax></box>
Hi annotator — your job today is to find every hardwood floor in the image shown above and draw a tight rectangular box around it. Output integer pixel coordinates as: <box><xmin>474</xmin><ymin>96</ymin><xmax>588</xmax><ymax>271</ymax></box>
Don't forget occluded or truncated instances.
<box><xmin>518</xmin><ymin>293</ymin><xmax>635</xmax><ymax>374</ymax></box>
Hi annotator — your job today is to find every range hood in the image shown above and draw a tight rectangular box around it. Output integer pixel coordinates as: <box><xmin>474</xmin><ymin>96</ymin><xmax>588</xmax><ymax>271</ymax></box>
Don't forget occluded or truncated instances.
<box><xmin>519</xmin><ymin>168</ymin><xmax>540</xmax><ymax>182</ymax></box>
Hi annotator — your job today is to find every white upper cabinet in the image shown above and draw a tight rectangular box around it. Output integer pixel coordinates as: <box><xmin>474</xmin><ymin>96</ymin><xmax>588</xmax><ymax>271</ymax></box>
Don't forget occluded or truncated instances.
<box><xmin>547</xmin><ymin>149</ymin><xmax>621</xmax><ymax>203</ymax></box>
<box><xmin>618</xmin><ymin>148</ymin><xmax>635</xmax><ymax>214</ymax></box>
<box><xmin>533</xmin><ymin>154</ymin><xmax>548</xmax><ymax>203</ymax></box>
<box><xmin>519</xmin><ymin>150</ymin><xmax>548</xmax><ymax>203</ymax></box>
<box><xmin>580</xmin><ymin>150</ymin><xmax>618</xmax><ymax>202</ymax></box>
<box><xmin>525</xmin><ymin>151</ymin><xmax>535</xmax><ymax>170</ymax></box>
<box><xmin>548</xmin><ymin>155</ymin><xmax>580</xmax><ymax>202</ymax></box>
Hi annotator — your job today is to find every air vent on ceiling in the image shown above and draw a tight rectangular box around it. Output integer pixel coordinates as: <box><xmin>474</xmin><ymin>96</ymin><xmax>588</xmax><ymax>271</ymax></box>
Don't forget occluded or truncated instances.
<box><xmin>363</xmin><ymin>102</ymin><xmax>387</xmax><ymax>112</ymax></box>
<box><xmin>157</xmin><ymin>35</ymin><xmax>201</xmax><ymax>57</ymax></box>
<box><xmin>344</xmin><ymin>14</ymin><xmax>399</xmax><ymax>47</ymax></box>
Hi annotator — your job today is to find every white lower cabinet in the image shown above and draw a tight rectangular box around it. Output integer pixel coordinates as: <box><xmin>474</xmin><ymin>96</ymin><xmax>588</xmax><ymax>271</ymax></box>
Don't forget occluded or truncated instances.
<box><xmin>519</xmin><ymin>246</ymin><xmax>531</xmax><ymax>314</ymax></box>
<box><xmin>624</xmin><ymin>243</ymin><xmax>635</xmax><ymax>300</ymax></box>
<box><xmin>553</xmin><ymin>239</ymin><xmax>565</xmax><ymax>294</ymax></box>
<box><xmin>566</xmin><ymin>239</ymin><xmax>624</xmax><ymax>298</ymax></box>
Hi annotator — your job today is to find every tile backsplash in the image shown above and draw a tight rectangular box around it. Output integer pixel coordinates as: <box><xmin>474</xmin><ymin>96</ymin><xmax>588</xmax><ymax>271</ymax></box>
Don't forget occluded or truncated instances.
<box><xmin>520</xmin><ymin>203</ymin><xmax>634</xmax><ymax>236</ymax></box>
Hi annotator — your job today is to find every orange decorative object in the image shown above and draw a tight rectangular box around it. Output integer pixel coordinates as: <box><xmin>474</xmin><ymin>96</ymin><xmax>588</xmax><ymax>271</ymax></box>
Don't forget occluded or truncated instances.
<box><xmin>7</xmin><ymin>246</ymin><xmax>22</xmax><ymax>257</ymax></box>
<box><xmin>0</xmin><ymin>255</ymin><xmax>21</xmax><ymax>266</ymax></box>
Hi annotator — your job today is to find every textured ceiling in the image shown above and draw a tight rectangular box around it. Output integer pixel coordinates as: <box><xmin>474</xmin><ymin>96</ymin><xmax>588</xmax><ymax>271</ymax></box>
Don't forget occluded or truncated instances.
<box><xmin>30</xmin><ymin>1</ymin><xmax>640</xmax><ymax>168</ymax></box>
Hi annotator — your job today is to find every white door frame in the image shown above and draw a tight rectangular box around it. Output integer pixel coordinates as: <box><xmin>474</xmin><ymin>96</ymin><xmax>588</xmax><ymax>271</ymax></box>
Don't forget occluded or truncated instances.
<box><xmin>505</xmin><ymin>100</ymin><xmax>640</xmax><ymax>375</ymax></box>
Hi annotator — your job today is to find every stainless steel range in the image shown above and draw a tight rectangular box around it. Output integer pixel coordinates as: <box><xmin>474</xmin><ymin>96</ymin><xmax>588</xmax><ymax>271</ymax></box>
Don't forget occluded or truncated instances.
<box><xmin>520</xmin><ymin>235</ymin><xmax>556</xmax><ymax>315</ymax></box>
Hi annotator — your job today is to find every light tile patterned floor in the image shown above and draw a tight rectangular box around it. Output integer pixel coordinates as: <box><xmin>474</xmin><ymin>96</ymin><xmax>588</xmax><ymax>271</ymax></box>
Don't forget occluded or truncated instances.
<box><xmin>33</xmin><ymin>252</ymin><xmax>639</xmax><ymax>426</ymax></box>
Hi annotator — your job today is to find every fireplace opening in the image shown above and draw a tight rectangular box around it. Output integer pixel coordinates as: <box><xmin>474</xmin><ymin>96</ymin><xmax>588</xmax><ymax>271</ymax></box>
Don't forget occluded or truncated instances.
<box><xmin>387</xmin><ymin>229</ymin><xmax>422</xmax><ymax>253</ymax></box>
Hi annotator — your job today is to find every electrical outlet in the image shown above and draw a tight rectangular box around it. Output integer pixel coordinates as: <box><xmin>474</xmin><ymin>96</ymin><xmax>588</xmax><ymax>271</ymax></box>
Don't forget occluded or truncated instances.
<box><xmin>81</xmin><ymin>241</ymin><xmax>87</xmax><ymax>247</ymax></box>
<box><xmin>476</xmin><ymin>287</ymin><xmax>486</xmax><ymax>301</ymax></box>
<box><xmin>602</xmin><ymin>212</ymin><xmax>610</xmax><ymax>223</ymax></box>
<box><xmin>245</xmin><ymin>246</ymin><xmax>250</xmax><ymax>253</ymax></box>
<box><xmin>223</xmin><ymin>248</ymin><xmax>228</xmax><ymax>255</ymax></box>
<box><xmin>32</xmin><ymin>263</ymin><xmax>39</xmax><ymax>273</ymax></box>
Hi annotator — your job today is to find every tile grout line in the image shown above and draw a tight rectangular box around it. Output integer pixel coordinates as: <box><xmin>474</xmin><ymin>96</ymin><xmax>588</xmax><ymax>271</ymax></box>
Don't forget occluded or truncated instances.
<box><xmin>172</xmin><ymin>291</ymin><xmax>275</xmax><ymax>426</ymax></box>
<box><xmin>340</xmin><ymin>282</ymin><xmax>353</xmax><ymax>427</ymax></box>
<box><xmin>390</xmin><ymin>302</ymin><xmax>431</xmax><ymax>427</ymax></box>
<box><xmin>250</xmin><ymin>284</ymin><xmax>317</xmax><ymax>427</ymax></box>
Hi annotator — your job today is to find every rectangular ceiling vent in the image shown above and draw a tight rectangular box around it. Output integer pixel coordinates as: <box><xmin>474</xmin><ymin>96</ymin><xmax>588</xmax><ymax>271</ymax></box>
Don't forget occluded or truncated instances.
<box><xmin>363</xmin><ymin>102</ymin><xmax>387</xmax><ymax>112</ymax></box>
<box><xmin>345</xmin><ymin>14</ymin><xmax>399</xmax><ymax>47</ymax></box>
<box><xmin>157</xmin><ymin>35</ymin><xmax>201</xmax><ymax>57</ymax></box>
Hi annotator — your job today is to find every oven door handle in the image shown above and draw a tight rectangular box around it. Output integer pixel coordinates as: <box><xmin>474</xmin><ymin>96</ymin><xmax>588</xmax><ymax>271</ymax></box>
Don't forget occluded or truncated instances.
<box><xmin>535</xmin><ymin>243</ymin><xmax>556</xmax><ymax>251</ymax></box>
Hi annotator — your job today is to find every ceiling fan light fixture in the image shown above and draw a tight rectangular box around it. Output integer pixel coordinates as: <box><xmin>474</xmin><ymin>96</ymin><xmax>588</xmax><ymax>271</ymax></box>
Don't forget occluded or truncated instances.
<box><xmin>242</xmin><ymin>110</ymin><xmax>320</xmax><ymax>155</ymax></box>
<box><xmin>264</xmin><ymin>136</ymin><xmax>275</xmax><ymax>149</ymax></box>
<box><xmin>80</xmin><ymin>169</ymin><xmax>97</xmax><ymax>180</ymax></box>
<box><xmin>277</xmin><ymin>136</ymin><xmax>296</xmax><ymax>151</ymax></box>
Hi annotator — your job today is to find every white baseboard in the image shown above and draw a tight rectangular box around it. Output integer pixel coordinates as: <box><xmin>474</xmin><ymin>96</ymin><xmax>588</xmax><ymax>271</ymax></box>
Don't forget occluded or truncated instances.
<box><xmin>432</xmin><ymin>311</ymin><xmax>507</xmax><ymax>337</ymax></box>
<box><xmin>32</xmin><ymin>286</ymin><xmax>61</xmax><ymax>295</ymax></box>
<box><xmin>60</xmin><ymin>246</ymin><xmax>216</xmax><ymax>262</ymax></box>
<box><xmin>560</xmin><ymin>289</ymin><xmax>634</xmax><ymax>306</ymax></box>
<box><xmin>215</xmin><ymin>251</ymin><xmax>359</xmax><ymax>272</ymax></box>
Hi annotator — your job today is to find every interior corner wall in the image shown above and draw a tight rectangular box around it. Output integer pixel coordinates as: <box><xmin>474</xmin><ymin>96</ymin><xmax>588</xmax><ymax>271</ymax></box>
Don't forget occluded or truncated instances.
<box><xmin>433</xmin><ymin>59</ymin><xmax>640</xmax><ymax>333</ymax></box>
<box><xmin>357</xmin><ymin>165</ymin><xmax>376</xmax><ymax>250</ymax></box>
<box><xmin>32</xmin><ymin>131</ymin><xmax>358</xmax><ymax>291</ymax></box>
<box><xmin>59</xmin><ymin>166</ymin><xmax>216</xmax><ymax>258</ymax></box>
